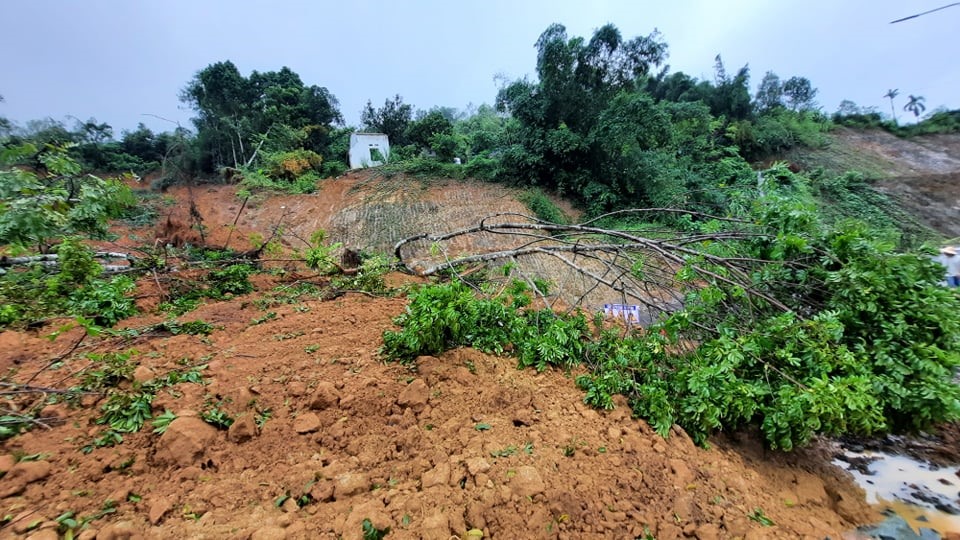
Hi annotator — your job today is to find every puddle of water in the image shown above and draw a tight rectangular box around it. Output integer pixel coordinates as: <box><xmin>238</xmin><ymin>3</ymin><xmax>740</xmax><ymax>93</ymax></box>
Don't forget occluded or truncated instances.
<box><xmin>833</xmin><ymin>450</ymin><xmax>960</xmax><ymax>534</ymax></box>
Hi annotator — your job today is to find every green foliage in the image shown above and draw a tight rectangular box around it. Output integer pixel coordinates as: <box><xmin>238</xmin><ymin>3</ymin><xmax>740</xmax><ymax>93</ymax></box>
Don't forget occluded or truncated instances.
<box><xmin>81</xmin><ymin>350</ymin><xmax>137</xmax><ymax>390</ymax></box>
<box><xmin>153</xmin><ymin>258</ymin><xmax>257</xmax><ymax>315</ymax></box>
<box><xmin>98</xmin><ymin>392</ymin><xmax>153</xmax><ymax>433</ymax></box>
<box><xmin>181</xmin><ymin>61</ymin><xmax>342</xmax><ymax>173</ymax></box>
<box><xmin>581</xmin><ymin>197</ymin><xmax>960</xmax><ymax>450</ymax></box>
<box><xmin>67</xmin><ymin>275</ymin><xmax>137</xmax><ymax>327</ymax></box>
<box><xmin>748</xmin><ymin>508</ymin><xmax>775</xmax><ymax>526</ymax></box>
<box><xmin>381</xmin><ymin>280</ymin><xmax>588</xmax><ymax>373</ymax></box>
<box><xmin>205</xmin><ymin>264</ymin><xmax>255</xmax><ymax>298</ymax></box>
<box><xmin>361</xmin><ymin>519</ymin><xmax>390</xmax><ymax>540</ymax></box>
<box><xmin>384</xmin><ymin>189</ymin><xmax>960</xmax><ymax>451</ymax></box>
<box><xmin>0</xmin><ymin>145</ymin><xmax>134</xmax><ymax>251</ymax></box>
<box><xmin>82</xmin><ymin>363</ymin><xmax>205</xmax><ymax>452</ymax></box>
<box><xmin>406</xmin><ymin>110</ymin><xmax>453</xmax><ymax>148</ymax></box>
<box><xmin>262</xmin><ymin>149</ymin><xmax>322</xmax><ymax>180</ymax></box>
<box><xmin>333</xmin><ymin>253</ymin><xmax>395</xmax><ymax>294</ymax></box>
<box><xmin>362</xmin><ymin>94</ymin><xmax>413</xmax><ymax>146</ymax></box>
<box><xmin>733</xmin><ymin>109</ymin><xmax>830</xmax><ymax>161</ymax></box>
<box><xmin>0</xmin><ymin>241</ymin><xmax>138</xmax><ymax>329</ymax></box>
<box><xmin>518</xmin><ymin>189</ymin><xmax>567</xmax><ymax>224</ymax></box>
<box><xmin>810</xmin><ymin>170</ymin><xmax>933</xmax><ymax>247</ymax></box>
<box><xmin>201</xmin><ymin>401</ymin><xmax>234</xmax><ymax>429</ymax></box>
<box><xmin>302</xmin><ymin>230</ymin><xmax>343</xmax><ymax>274</ymax></box>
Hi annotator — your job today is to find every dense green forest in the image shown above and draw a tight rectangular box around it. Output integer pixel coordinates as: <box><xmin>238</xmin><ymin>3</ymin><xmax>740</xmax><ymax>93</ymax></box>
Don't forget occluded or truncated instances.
<box><xmin>2</xmin><ymin>23</ymin><xmax>960</xmax><ymax>450</ymax></box>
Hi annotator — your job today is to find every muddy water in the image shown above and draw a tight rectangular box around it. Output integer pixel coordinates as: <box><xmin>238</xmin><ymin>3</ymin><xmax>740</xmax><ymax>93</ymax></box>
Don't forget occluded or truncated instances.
<box><xmin>834</xmin><ymin>450</ymin><xmax>960</xmax><ymax>534</ymax></box>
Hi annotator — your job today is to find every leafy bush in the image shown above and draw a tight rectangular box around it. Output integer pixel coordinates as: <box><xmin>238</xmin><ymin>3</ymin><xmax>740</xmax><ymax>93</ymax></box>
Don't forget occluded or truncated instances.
<box><xmin>381</xmin><ymin>280</ymin><xmax>589</xmax><ymax>372</ymax></box>
<box><xmin>581</xmin><ymin>199</ymin><xmax>960</xmax><ymax>449</ymax></box>
<box><xmin>0</xmin><ymin>240</ymin><xmax>138</xmax><ymax>329</ymax></box>
<box><xmin>205</xmin><ymin>264</ymin><xmax>254</xmax><ymax>298</ymax></box>
<box><xmin>262</xmin><ymin>149</ymin><xmax>322</xmax><ymax>180</ymax></box>
<box><xmin>333</xmin><ymin>253</ymin><xmax>394</xmax><ymax>294</ymax></box>
<box><xmin>321</xmin><ymin>160</ymin><xmax>348</xmax><ymax>178</ymax></box>
<box><xmin>0</xmin><ymin>144</ymin><xmax>134</xmax><ymax>251</ymax></box>
<box><xmin>518</xmin><ymin>189</ymin><xmax>567</xmax><ymax>224</ymax></box>
<box><xmin>68</xmin><ymin>275</ymin><xmax>137</xmax><ymax>327</ymax></box>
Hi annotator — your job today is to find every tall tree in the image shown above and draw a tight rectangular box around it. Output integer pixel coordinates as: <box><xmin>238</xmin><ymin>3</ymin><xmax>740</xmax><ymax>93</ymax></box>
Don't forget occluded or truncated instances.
<box><xmin>361</xmin><ymin>95</ymin><xmax>414</xmax><ymax>146</ymax></box>
<box><xmin>708</xmin><ymin>55</ymin><xmax>752</xmax><ymax>120</ymax></box>
<box><xmin>884</xmin><ymin>89</ymin><xmax>900</xmax><ymax>125</ymax></box>
<box><xmin>781</xmin><ymin>76</ymin><xmax>818</xmax><ymax>112</ymax></box>
<box><xmin>754</xmin><ymin>71</ymin><xmax>784</xmax><ymax>113</ymax></box>
<box><xmin>496</xmin><ymin>23</ymin><xmax>667</xmax><ymax>190</ymax></box>
<box><xmin>181</xmin><ymin>61</ymin><xmax>342</xmax><ymax>171</ymax></box>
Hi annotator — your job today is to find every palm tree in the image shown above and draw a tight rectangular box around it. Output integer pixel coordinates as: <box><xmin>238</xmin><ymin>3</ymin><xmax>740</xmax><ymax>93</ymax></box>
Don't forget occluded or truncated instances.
<box><xmin>903</xmin><ymin>95</ymin><xmax>927</xmax><ymax>118</ymax></box>
<box><xmin>884</xmin><ymin>89</ymin><xmax>900</xmax><ymax>125</ymax></box>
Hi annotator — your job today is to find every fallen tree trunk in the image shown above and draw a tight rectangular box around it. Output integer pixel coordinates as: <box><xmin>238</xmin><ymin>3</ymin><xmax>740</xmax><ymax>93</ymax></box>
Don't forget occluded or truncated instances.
<box><xmin>393</xmin><ymin>210</ymin><xmax>793</xmax><ymax>324</ymax></box>
<box><xmin>0</xmin><ymin>252</ymin><xmax>138</xmax><ymax>275</ymax></box>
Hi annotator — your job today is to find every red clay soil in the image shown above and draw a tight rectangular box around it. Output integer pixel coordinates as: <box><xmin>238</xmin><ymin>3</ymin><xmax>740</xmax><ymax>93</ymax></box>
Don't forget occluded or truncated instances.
<box><xmin>1</xmin><ymin>174</ymin><xmax>880</xmax><ymax>539</ymax></box>
<box><xmin>1</xmin><ymin>277</ymin><xmax>875</xmax><ymax>540</ymax></box>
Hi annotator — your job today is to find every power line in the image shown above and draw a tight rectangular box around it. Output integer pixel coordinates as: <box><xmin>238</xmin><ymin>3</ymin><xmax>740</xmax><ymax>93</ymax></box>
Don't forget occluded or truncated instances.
<box><xmin>890</xmin><ymin>2</ymin><xmax>960</xmax><ymax>23</ymax></box>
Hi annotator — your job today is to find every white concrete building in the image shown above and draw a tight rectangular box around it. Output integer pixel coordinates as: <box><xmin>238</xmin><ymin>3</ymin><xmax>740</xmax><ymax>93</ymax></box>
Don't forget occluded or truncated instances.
<box><xmin>348</xmin><ymin>133</ymin><xmax>390</xmax><ymax>169</ymax></box>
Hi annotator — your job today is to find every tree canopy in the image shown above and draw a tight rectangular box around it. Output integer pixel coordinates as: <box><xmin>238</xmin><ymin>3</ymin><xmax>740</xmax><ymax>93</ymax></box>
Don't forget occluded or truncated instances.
<box><xmin>180</xmin><ymin>61</ymin><xmax>342</xmax><ymax>172</ymax></box>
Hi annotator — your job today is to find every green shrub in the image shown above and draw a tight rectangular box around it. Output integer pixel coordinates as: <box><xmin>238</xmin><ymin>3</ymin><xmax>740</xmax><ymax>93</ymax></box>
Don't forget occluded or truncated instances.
<box><xmin>518</xmin><ymin>189</ymin><xmax>567</xmax><ymax>224</ymax></box>
<box><xmin>382</xmin><ymin>194</ymin><xmax>960</xmax><ymax>451</ymax></box>
<box><xmin>381</xmin><ymin>280</ymin><xmax>588</xmax><ymax>372</ymax></box>
<box><xmin>262</xmin><ymin>149</ymin><xmax>322</xmax><ymax>180</ymax></box>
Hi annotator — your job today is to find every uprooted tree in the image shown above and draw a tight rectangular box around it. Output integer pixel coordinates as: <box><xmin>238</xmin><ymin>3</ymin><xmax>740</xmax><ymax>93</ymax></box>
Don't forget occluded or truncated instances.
<box><xmin>385</xmin><ymin>186</ymin><xmax>960</xmax><ymax>450</ymax></box>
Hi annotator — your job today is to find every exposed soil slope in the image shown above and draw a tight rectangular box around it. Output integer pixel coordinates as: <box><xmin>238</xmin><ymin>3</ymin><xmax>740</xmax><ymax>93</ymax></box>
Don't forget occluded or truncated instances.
<box><xmin>787</xmin><ymin>127</ymin><xmax>960</xmax><ymax>238</ymax></box>
<box><xmin>1</xmin><ymin>283</ymin><xmax>874</xmax><ymax>539</ymax></box>
<box><xmin>0</xmin><ymin>173</ymin><xmax>884</xmax><ymax>539</ymax></box>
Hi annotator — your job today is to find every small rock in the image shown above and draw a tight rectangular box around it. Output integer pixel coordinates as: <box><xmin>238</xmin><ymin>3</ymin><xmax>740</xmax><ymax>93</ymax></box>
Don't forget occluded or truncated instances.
<box><xmin>288</xmin><ymin>381</ymin><xmax>307</xmax><ymax>397</ymax></box>
<box><xmin>695</xmin><ymin>523</ymin><xmax>720</xmax><ymax>540</ymax></box>
<box><xmin>421</xmin><ymin>462</ymin><xmax>451</xmax><ymax>489</ymax></box>
<box><xmin>309</xmin><ymin>381</ymin><xmax>341</xmax><ymax>410</ymax></box>
<box><xmin>11</xmin><ymin>511</ymin><xmax>47</xmax><ymax>534</ymax></box>
<box><xmin>511</xmin><ymin>466</ymin><xmax>545</xmax><ymax>498</ymax></box>
<box><xmin>0</xmin><ymin>460</ymin><xmax>52</xmax><ymax>498</ymax></box>
<box><xmin>25</xmin><ymin>529</ymin><xmax>59</xmax><ymax>540</ymax></box>
<box><xmin>227</xmin><ymin>414</ymin><xmax>258</xmax><ymax>443</ymax></box>
<box><xmin>281</xmin><ymin>497</ymin><xmax>299</xmax><ymax>513</ymax></box>
<box><xmin>465</xmin><ymin>457</ymin><xmax>491</xmax><ymax>476</ymax></box>
<box><xmin>0</xmin><ymin>454</ymin><xmax>15</xmax><ymax>473</ymax></box>
<box><xmin>95</xmin><ymin>520</ymin><xmax>140</xmax><ymax>540</ymax></box>
<box><xmin>858</xmin><ymin>515</ymin><xmax>929</xmax><ymax>540</ymax></box>
<box><xmin>250</xmin><ymin>526</ymin><xmax>287</xmax><ymax>540</ymax></box>
<box><xmin>293</xmin><ymin>412</ymin><xmax>321</xmax><ymax>434</ymax></box>
<box><xmin>153</xmin><ymin>416</ymin><xmax>219</xmax><ymax>467</ymax></box>
<box><xmin>334</xmin><ymin>472</ymin><xmax>368</xmax><ymax>498</ymax></box>
<box><xmin>76</xmin><ymin>529</ymin><xmax>98</xmax><ymax>540</ymax></box>
<box><xmin>421</xmin><ymin>511</ymin><xmax>450</xmax><ymax>540</ymax></box>
<box><xmin>132</xmin><ymin>365</ymin><xmax>154</xmax><ymax>384</ymax></box>
<box><xmin>106</xmin><ymin>486</ymin><xmax>130</xmax><ymax>505</ymax></box>
<box><xmin>309</xmin><ymin>480</ymin><xmax>334</xmax><ymax>502</ymax></box>
<box><xmin>148</xmin><ymin>497</ymin><xmax>173</xmax><ymax>525</ymax></box>
<box><xmin>397</xmin><ymin>379</ymin><xmax>430</xmax><ymax>411</ymax></box>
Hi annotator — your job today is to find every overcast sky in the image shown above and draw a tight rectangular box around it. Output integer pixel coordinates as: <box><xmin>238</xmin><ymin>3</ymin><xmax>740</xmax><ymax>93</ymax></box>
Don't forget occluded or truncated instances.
<box><xmin>1</xmin><ymin>1</ymin><xmax>956</xmax><ymax>134</ymax></box>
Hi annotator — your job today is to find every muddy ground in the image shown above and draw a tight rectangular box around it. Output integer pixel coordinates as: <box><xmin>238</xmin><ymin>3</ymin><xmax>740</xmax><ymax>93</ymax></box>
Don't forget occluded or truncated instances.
<box><xmin>1</xmin><ymin>279</ymin><xmax>876</xmax><ymax>540</ymax></box>
<box><xmin>0</xmin><ymin>172</ymin><xmax>888</xmax><ymax>539</ymax></box>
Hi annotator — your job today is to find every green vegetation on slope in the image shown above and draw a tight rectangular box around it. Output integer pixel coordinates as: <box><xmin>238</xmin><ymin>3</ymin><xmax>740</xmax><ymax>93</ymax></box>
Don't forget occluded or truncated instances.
<box><xmin>382</xmin><ymin>186</ymin><xmax>960</xmax><ymax>450</ymax></box>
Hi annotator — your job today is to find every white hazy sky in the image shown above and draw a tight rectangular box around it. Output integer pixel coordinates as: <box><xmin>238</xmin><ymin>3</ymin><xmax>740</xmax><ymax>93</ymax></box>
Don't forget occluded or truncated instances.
<box><xmin>1</xmin><ymin>1</ymin><xmax>956</xmax><ymax>133</ymax></box>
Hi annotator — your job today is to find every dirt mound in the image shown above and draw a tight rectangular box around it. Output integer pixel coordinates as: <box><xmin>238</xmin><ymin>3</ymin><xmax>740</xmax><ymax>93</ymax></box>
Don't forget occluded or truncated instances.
<box><xmin>0</xmin><ymin>280</ymin><xmax>876</xmax><ymax>539</ymax></box>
